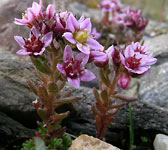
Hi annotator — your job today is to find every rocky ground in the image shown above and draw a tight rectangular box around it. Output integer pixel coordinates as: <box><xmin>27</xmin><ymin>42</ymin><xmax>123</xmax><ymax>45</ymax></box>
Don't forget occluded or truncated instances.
<box><xmin>0</xmin><ymin>0</ymin><xmax>168</xmax><ymax>150</ymax></box>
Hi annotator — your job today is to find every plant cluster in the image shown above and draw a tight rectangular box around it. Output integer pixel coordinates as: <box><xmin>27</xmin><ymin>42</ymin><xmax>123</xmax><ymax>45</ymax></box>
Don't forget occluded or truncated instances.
<box><xmin>14</xmin><ymin>0</ymin><xmax>157</xmax><ymax>148</ymax></box>
<box><xmin>100</xmin><ymin>0</ymin><xmax>149</xmax><ymax>43</ymax></box>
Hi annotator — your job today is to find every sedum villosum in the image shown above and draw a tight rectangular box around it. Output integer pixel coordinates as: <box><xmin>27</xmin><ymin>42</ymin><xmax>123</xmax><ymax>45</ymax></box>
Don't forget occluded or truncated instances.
<box><xmin>14</xmin><ymin>0</ymin><xmax>157</xmax><ymax>146</ymax></box>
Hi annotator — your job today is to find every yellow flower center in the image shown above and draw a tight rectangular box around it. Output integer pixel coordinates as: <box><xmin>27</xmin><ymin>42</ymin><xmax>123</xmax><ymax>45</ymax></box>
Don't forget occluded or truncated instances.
<box><xmin>74</xmin><ymin>30</ymin><xmax>89</xmax><ymax>44</ymax></box>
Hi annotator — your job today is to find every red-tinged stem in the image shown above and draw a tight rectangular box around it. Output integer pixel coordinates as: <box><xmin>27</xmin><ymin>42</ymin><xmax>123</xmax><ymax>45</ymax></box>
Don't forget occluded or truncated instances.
<box><xmin>97</xmin><ymin>116</ymin><xmax>108</xmax><ymax>140</ymax></box>
<box><xmin>103</xmin><ymin>12</ymin><xmax>109</xmax><ymax>26</ymax></box>
<box><xmin>109</xmin><ymin>68</ymin><xmax>120</xmax><ymax>95</ymax></box>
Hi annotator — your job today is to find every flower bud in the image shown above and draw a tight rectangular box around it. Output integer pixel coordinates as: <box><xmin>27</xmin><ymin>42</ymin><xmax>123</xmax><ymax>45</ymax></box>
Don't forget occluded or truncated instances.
<box><xmin>111</xmin><ymin>46</ymin><xmax>121</xmax><ymax>66</ymax></box>
<box><xmin>118</xmin><ymin>73</ymin><xmax>130</xmax><ymax>89</ymax></box>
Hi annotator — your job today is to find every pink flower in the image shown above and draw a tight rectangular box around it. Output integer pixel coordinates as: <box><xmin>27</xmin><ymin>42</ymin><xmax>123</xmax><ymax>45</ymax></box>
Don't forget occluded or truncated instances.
<box><xmin>90</xmin><ymin>45</ymin><xmax>113</xmax><ymax>68</ymax></box>
<box><xmin>57</xmin><ymin>45</ymin><xmax>96</xmax><ymax>88</ymax></box>
<box><xmin>14</xmin><ymin>0</ymin><xmax>43</xmax><ymax>27</ymax></box>
<box><xmin>63</xmin><ymin>14</ymin><xmax>103</xmax><ymax>54</ymax></box>
<box><xmin>100</xmin><ymin>0</ymin><xmax>122</xmax><ymax>12</ymax></box>
<box><xmin>14</xmin><ymin>27</ymin><xmax>53</xmax><ymax>56</ymax></box>
<box><xmin>91</xmin><ymin>28</ymin><xmax>101</xmax><ymax>39</ymax></box>
<box><xmin>55</xmin><ymin>11</ymin><xmax>70</xmax><ymax>32</ymax></box>
<box><xmin>113</xmin><ymin>13</ymin><xmax>126</xmax><ymax>25</ymax></box>
<box><xmin>123</xmin><ymin>7</ymin><xmax>148</xmax><ymax>31</ymax></box>
<box><xmin>46</xmin><ymin>4</ymin><xmax>56</xmax><ymax>20</ymax></box>
<box><xmin>118</xmin><ymin>73</ymin><xmax>130</xmax><ymax>89</ymax></box>
<box><xmin>120</xmin><ymin>42</ymin><xmax>157</xmax><ymax>74</ymax></box>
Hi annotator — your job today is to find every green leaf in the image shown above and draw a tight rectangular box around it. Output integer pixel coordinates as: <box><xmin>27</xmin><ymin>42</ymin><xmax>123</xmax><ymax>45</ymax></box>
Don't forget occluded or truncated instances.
<box><xmin>99</xmin><ymin>69</ymin><xmax>110</xmax><ymax>86</ymax></box>
<box><xmin>31</xmin><ymin>56</ymin><xmax>51</xmax><ymax>75</ymax></box>
<box><xmin>101</xmin><ymin>90</ymin><xmax>108</xmax><ymax>103</ymax></box>
<box><xmin>48</xmin><ymin>82</ymin><xmax>59</xmax><ymax>94</ymax></box>
<box><xmin>27</xmin><ymin>80</ymin><xmax>38</xmax><ymax>95</ymax></box>
<box><xmin>93</xmin><ymin>88</ymin><xmax>102</xmax><ymax>104</ymax></box>
<box><xmin>34</xmin><ymin>137</ymin><xmax>46</xmax><ymax>150</ymax></box>
<box><xmin>37</xmin><ymin>108</ymin><xmax>48</xmax><ymax>122</ymax></box>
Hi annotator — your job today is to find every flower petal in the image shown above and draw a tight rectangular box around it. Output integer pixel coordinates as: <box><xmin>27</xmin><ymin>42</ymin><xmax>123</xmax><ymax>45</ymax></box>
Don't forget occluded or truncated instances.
<box><xmin>16</xmin><ymin>49</ymin><xmax>32</xmax><ymax>56</ymax></box>
<box><xmin>66</xmin><ymin>14</ymin><xmax>79</xmax><ymax>33</ymax></box>
<box><xmin>63</xmin><ymin>32</ymin><xmax>76</xmax><ymax>44</ymax></box>
<box><xmin>57</xmin><ymin>64</ymin><xmax>66</xmax><ymax>76</ymax></box>
<box><xmin>124</xmin><ymin>45</ymin><xmax>134</xmax><ymax>58</ymax></box>
<box><xmin>87</xmin><ymin>38</ymin><xmax>104</xmax><ymax>50</ymax></box>
<box><xmin>14</xmin><ymin>18</ymin><xmax>29</xmax><ymax>26</ymax></box>
<box><xmin>134</xmin><ymin>66</ymin><xmax>150</xmax><ymax>74</ymax></box>
<box><xmin>42</xmin><ymin>32</ymin><xmax>53</xmax><ymax>47</ymax></box>
<box><xmin>14</xmin><ymin>36</ymin><xmax>25</xmax><ymax>48</ymax></box>
<box><xmin>46</xmin><ymin>4</ymin><xmax>55</xmax><ymax>19</ymax></box>
<box><xmin>32</xmin><ymin>2</ymin><xmax>41</xmax><ymax>16</ymax></box>
<box><xmin>77</xmin><ymin>43</ymin><xmax>90</xmax><ymax>54</ymax></box>
<box><xmin>80</xmin><ymin>18</ymin><xmax>92</xmax><ymax>33</ymax></box>
<box><xmin>120</xmin><ymin>53</ymin><xmax>127</xmax><ymax>66</ymax></box>
<box><xmin>67</xmin><ymin>77</ymin><xmax>80</xmax><ymax>88</ymax></box>
<box><xmin>34</xmin><ymin>47</ymin><xmax>45</xmax><ymax>56</ymax></box>
<box><xmin>27</xmin><ymin>8</ymin><xmax>36</xmax><ymax>21</ymax></box>
<box><xmin>63</xmin><ymin>45</ymin><xmax>73</xmax><ymax>62</ymax></box>
<box><xmin>31</xmin><ymin>26</ymin><xmax>39</xmax><ymax>38</ymax></box>
<box><xmin>106</xmin><ymin>45</ymin><xmax>114</xmax><ymax>57</ymax></box>
<box><xmin>80</xmin><ymin>69</ymin><xmax>96</xmax><ymax>82</ymax></box>
<box><xmin>75</xmin><ymin>53</ymin><xmax>89</xmax><ymax>66</ymax></box>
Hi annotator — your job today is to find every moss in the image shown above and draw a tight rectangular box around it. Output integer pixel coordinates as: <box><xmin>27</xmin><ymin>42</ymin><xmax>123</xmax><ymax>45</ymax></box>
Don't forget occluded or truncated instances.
<box><xmin>21</xmin><ymin>134</ymin><xmax>72</xmax><ymax>150</ymax></box>
<box><xmin>21</xmin><ymin>139</ymin><xmax>35</xmax><ymax>150</ymax></box>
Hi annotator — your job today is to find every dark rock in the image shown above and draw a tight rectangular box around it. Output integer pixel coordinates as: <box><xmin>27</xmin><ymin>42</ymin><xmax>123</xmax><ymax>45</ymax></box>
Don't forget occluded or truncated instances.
<box><xmin>63</xmin><ymin>85</ymin><xmax>168</xmax><ymax>138</ymax></box>
<box><xmin>0</xmin><ymin>111</ymin><xmax>35</xmax><ymax>145</ymax></box>
<box><xmin>0</xmin><ymin>50</ymin><xmax>38</xmax><ymax>128</ymax></box>
<box><xmin>139</xmin><ymin>62</ymin><xmax>168</xmax><ymax>108</ymax></box>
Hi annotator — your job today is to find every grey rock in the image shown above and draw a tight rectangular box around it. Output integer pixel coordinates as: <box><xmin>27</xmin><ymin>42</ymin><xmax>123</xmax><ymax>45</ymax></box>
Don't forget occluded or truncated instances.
<box><xmin>144</xmin><ymin>33</ymin><xmax>168</xmax><ymax>65</ymax></box>
<box><xmin>154</xmin><ymin>134</ymin><xmax>168</xmax><ymax>150</ymax></box>
<box><xmin>68</xmin><ymin>2</ymin><xmax>103</xmax><ymax>22</ymax></box>
<box><xmin>139</xmin><ymin>62</ymin><xmax>168</xmax><ymax>108</ymax></box>
<box><xmin>0</xmin><ymin>0</ymin><xmax>36</xmax><ymax>52</ymax></box>
<box><xmin>0</xmin><ymin>111</ymin><xmax>35</xmax><ymax>144</ymax></box>
<box><xmin>145</xmin><ymin>20</ymin><xmax>168</xmax><ymax>37</ymax></box>
<box><xmin>0</xmin><ymin>50</ymin><xmax>38</xmax><ymax>127</ymax></box>
<box><xmin>0</xmin><ymin>0</ymin><xmax>53</xmax><ymax>53</ymax></box>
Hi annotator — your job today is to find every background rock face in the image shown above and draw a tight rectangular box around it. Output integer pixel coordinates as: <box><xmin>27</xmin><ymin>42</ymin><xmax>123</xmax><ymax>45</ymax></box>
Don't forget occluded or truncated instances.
<box><xmin>144</xmin><ymin>33</ymin><xmax>168</xmax><ymax>65</ymax></box>
<box><xmin>0</xmin><ymin>51</ymin><xmax>38</xmax><ymax>127</ymax></box>
<box><xmin>139</xmin><ymin>62</ymin><xmax>168</xmax><ymax>108</ymax></box>
<box><xmin>139</xmin><ymin>33</ymin><xmax>168</xmax><ymax>108</ymax></box>
<box><xmin>0</xmin><ymin>0</ymin><xmax>168</xmax><ymax>149</ymax></box>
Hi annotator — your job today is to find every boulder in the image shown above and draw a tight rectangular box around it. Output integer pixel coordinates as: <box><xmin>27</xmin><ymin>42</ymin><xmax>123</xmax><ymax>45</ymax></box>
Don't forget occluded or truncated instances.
<box><xmin>154</xmin><ymin>134</ymin><xmax>168</xmax><ymax>150</ymax></box>
<box><xmin>69</xmin><ymin>134</ymin><xmax>120</xmax><ymax>150</ymax></box>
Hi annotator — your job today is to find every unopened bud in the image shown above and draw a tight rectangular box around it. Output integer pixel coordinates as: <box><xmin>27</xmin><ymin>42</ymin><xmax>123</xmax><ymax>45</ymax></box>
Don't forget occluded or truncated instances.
<box><xmin>118</xmin><ymin>73</ymin><xmax>130</xmax><ymax>89</ymax></box>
